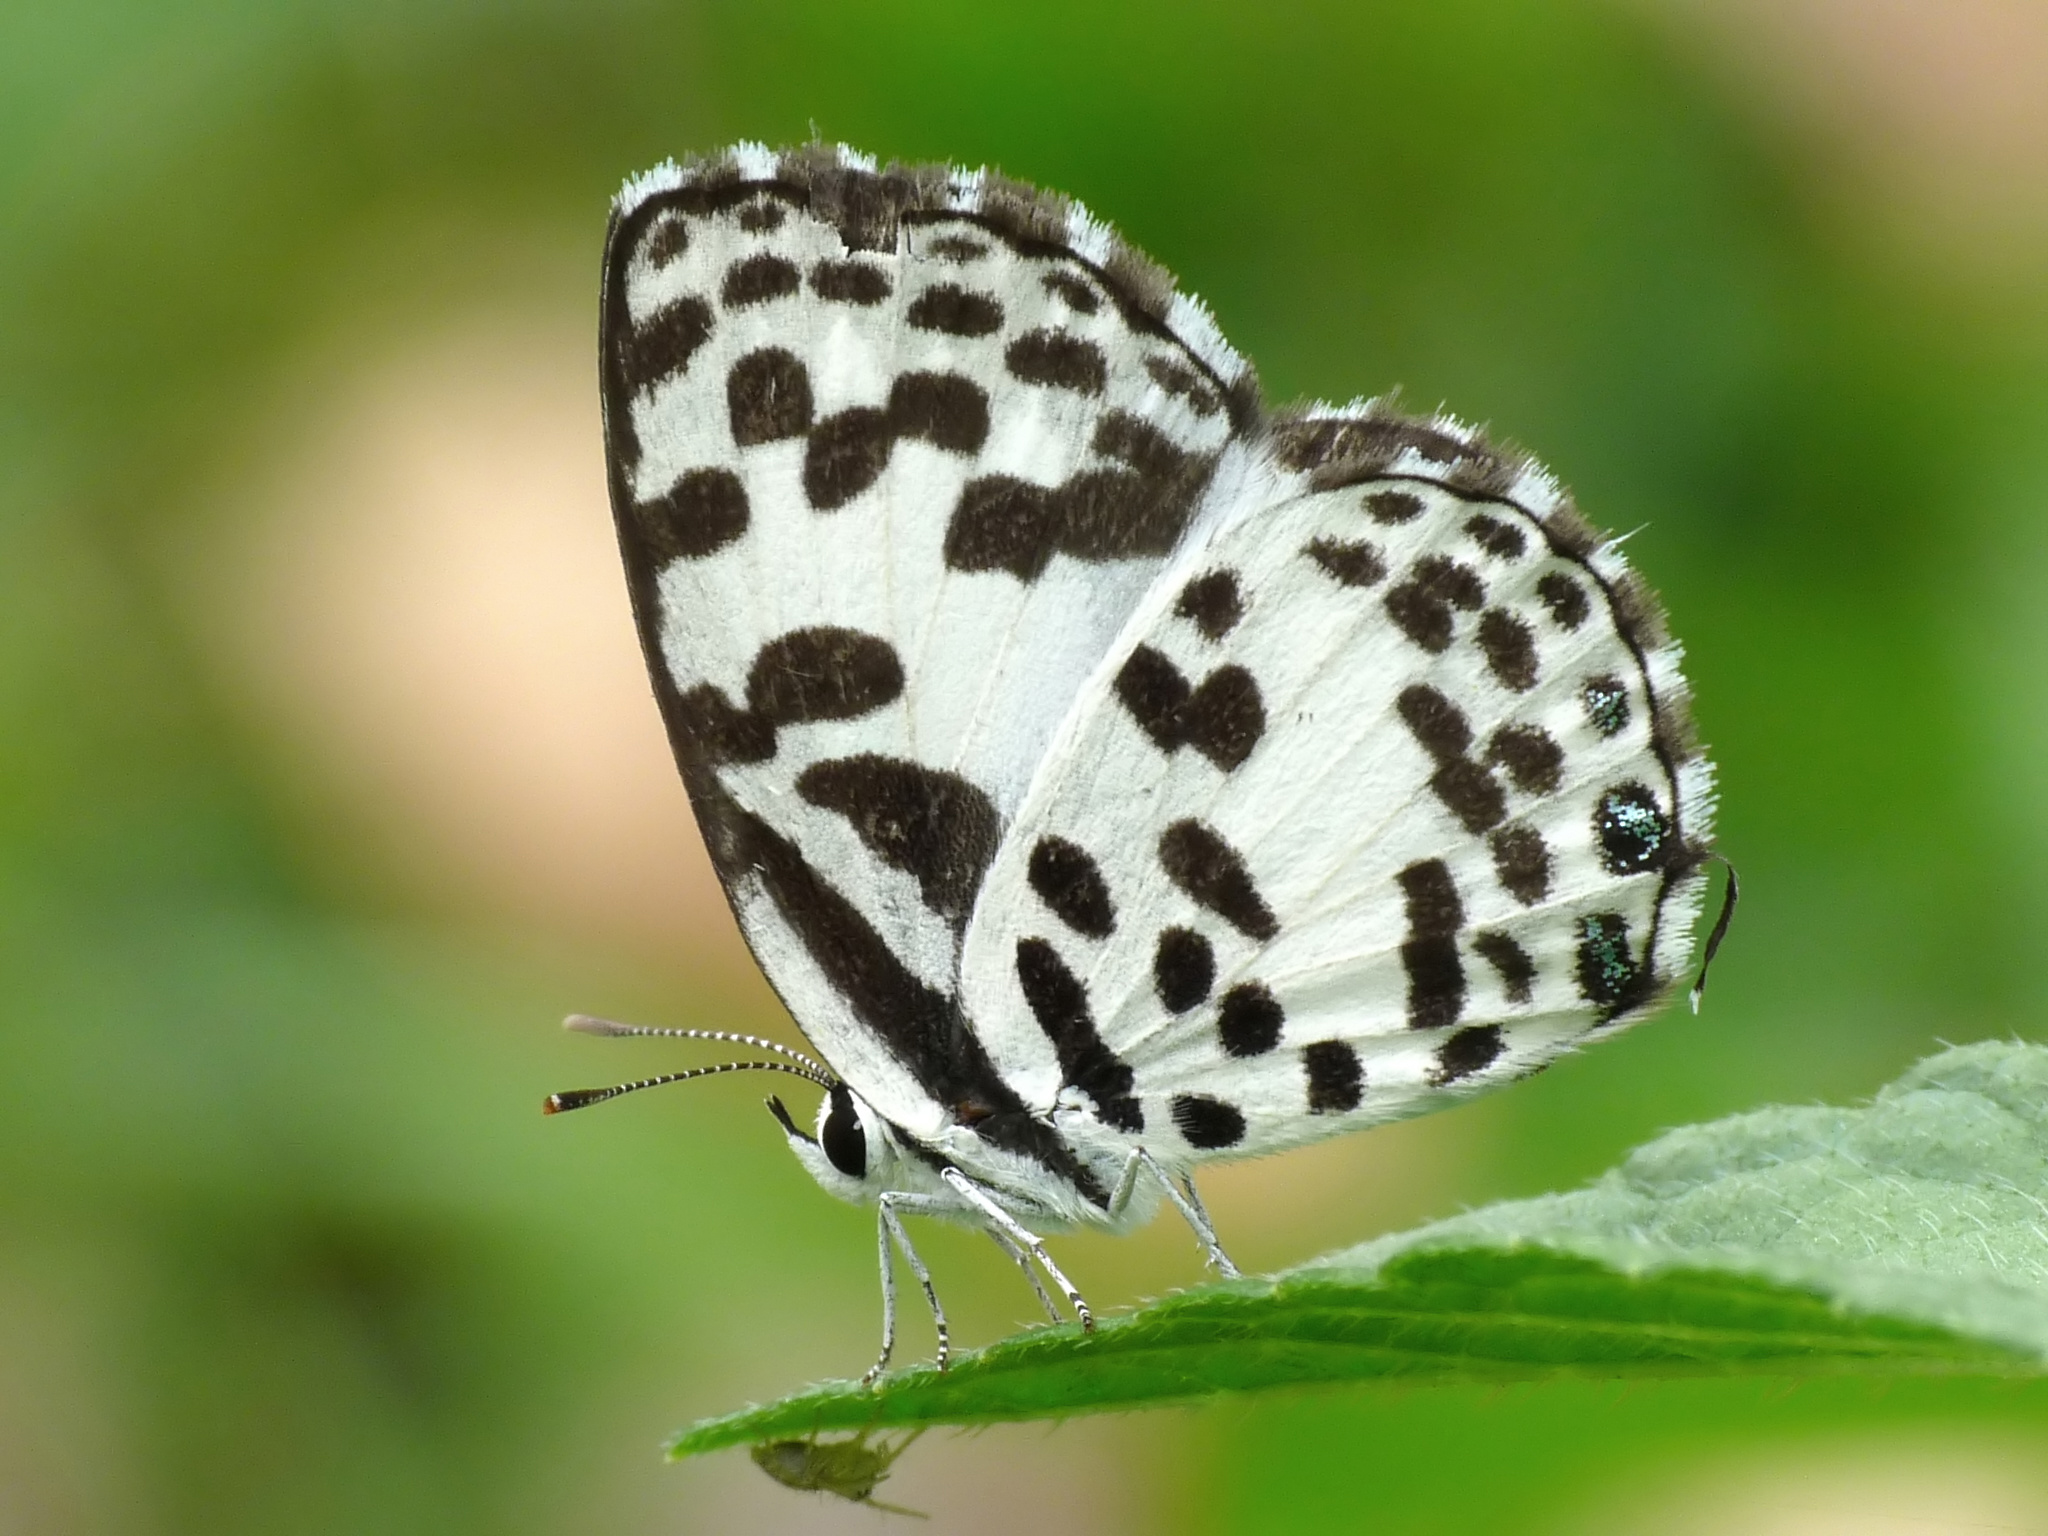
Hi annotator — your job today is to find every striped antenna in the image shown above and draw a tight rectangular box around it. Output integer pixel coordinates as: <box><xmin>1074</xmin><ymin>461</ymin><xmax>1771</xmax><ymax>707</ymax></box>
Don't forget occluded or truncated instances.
<box><xmin>544</xmin><ymin>1058</ymin><xmax>831</xmax><ymax>1115</ymax></box>
<box><xmin>563</xmin><ymin>1014</ymin><xmax>833</xmax><ymax>1081</ymax></box>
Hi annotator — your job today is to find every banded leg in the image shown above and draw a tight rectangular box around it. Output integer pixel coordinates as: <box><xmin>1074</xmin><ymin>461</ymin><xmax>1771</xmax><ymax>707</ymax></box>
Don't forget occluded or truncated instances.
<box><xmin>865</xmin><ymin>1193</ymin><xmax>949</xmax><ymax>1385</ymax></box>
<box><xmin>939</xmin><ymin>1168</ymin><xmax>1093</xmax><ymax>1332</ymax></box>
<box><xmin>986</xmin><ymin>1228</ymin><xmax>1062</xmax><ymax>1323</ymax></box>
<box><xmin>1175</xmin><ymin>1168</ymin><xmax>1241</xmax><ymax>1279</ymax></box>
<box><xmin>1107</xmin><ymin>1148</ymin><xmax>1242</xmax><ymax>1278</ymax></box>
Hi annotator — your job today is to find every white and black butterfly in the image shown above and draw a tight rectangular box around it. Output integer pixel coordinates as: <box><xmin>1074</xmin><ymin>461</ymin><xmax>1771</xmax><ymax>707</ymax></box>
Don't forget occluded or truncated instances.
<box><xmin>547</xmin><ymin>141</ymin><xmax>1730</xmax><ymax>1381</ymax></box>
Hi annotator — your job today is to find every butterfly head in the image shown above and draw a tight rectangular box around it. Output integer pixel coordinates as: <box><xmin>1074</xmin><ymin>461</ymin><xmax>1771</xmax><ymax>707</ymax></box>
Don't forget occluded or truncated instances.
<box><xmin>768</xmin><ymin>1081</ymin><xmax>899</xmax><ymax>1204</ymax></box>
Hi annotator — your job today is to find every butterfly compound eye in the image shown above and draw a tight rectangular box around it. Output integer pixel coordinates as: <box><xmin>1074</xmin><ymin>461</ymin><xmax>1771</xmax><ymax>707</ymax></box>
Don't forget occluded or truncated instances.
<box><xmin>821</xmin><ymin>1082</ymin><xmax>868</xmax><ymax>1178</ymax></box>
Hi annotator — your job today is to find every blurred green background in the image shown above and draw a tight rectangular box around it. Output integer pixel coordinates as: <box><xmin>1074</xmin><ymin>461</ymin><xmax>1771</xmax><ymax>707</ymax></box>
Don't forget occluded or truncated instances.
<box><xmin>6</xmin><ymin>0</ymin><xmax>2048</xmax><ymax>1531</ymax></box>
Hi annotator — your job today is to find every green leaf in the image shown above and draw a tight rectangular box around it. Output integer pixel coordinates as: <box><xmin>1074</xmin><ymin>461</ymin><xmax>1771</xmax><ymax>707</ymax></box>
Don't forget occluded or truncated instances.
<box><xmin>671</xmin><ymin>1040</ymin><xmax>2048</xmax><ymax>1458</ymax></box>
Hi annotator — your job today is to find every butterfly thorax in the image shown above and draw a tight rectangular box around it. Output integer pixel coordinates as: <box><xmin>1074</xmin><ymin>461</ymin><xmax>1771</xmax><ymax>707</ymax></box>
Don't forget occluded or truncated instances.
<box><xmin>775</xmin><ymin>1072</ymin><xmax>1170</xmax><ymax>1231</ymax></box>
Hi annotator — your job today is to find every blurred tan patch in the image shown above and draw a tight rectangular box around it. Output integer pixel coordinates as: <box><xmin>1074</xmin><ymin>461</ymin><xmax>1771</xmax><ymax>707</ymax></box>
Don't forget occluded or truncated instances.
<box><xmin>1651</xmin><ymin>0</ymin><xmax>2048</xmax><ymax>275</ymax></box>
<box><xmin>190</xmin><ymin>308</ymin><xmax>751</xmax><ymax>972</ymax></box>
<box><xmin>0</xmin><ymin>1255</ymin><xmax>132</xmax><ymax>1536</ymax></box>
<box><xmin>1564</xmin><ymin>1432</ymin><xmax>2048</xmax><ymax>1536</ymax></box>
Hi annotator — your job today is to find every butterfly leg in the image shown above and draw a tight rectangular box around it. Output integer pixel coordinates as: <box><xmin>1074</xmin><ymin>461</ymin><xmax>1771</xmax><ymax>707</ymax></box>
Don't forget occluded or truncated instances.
<box><xmin>939</xmin><ymin>1168</ymin><xmax>1093</xmax><ymax>1332</ymax></box>
<box><xmin>1107</xmin><ymin>1149</ymin><xmax>1242</xmax><ymax>1278</ymax></box>
<box><xmin>866</xmin><ymin>1193</ymin><xmax>949</xmax><ymax>1385</ymax></box>
<box><xmin>986</xmin><ymin>1228</ymin><xmax>1062</xmax><ymax>1323</ymax></box>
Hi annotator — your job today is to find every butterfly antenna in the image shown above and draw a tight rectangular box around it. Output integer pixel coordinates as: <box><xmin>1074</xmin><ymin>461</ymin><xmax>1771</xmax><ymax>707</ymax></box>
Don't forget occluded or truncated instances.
<box><xmin>1688</xmin><ymin>857</ymin><xmax>1740</xmax><ymax>1014</ymax></box>
<box><xmin>563</xmin><ymin>1013</ymin><xmax>832</xmax><ymax>1080</ymax></box>
<box><xmin>544</xmin><ymin>1058</ymin><xmax>831</xmax><ymax>1115</ymax></box>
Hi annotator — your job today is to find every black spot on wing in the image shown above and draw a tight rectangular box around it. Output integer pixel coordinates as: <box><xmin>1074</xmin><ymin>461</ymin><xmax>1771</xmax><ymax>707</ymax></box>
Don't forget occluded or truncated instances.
<box><xmin>1398</xmin><ymin>686</ymin><xmax>1506</xmax><ymax>832</ymax></box>
<box><xmin>802</xmin><ymin>373</ymin><xmax>993</xmax><ymax>512</ymax></box>
<box><xmin>1175</xmin><ymin>571</ymin><xmax>1245</xmax><ymax>639</ymax></box>
<box><xmin>1028</xmin><ymin>836</ymin><xmax>1116</xmax><ymax>939</ymax></box>
<box><xmin>1160</xmin><ymin>820</ymin><xmax>1277</xmax><ymax>941</ymax></box>
<box><xmin>1384</xmin><ymin>584</ymin><xmax>1453</xmax><ymax>653</ymax></box>
<box><xmin>1071</xmin><ymin>410</ymin><xmax>1218</xmax><ymax>557</ymax></box>
<box><xmin>721</xmin><ymin>252</ymin><xmax>801</xmax><ymax>308</ymax></box>
<box><xmin>635</xmin><ymin>467</ymin><xmax>749</xmax><ymax>561</ymax></box>
<box><xmin>1154</xmin><ymin>927</ymin><xmax>1214</xmax><ymax>1013</ymax></box>
<box><xmin>746</xmin><ymin>627</ymin><xmax>903</xmax><ymax>726</ymax></box>
<box><xmin>804</xmin><ymin>408</ymin><xmax>894</xmax><ymax>510</ymax></box>
<box><xmin>1477</xmin><ymin>609</ymin><xmax>1539</xmax><ymax>692</ymax></box>
<box><xmin>810</xmin><ymin>260</ymin><xmax>891</xmax><ymax>305</ymax></box>
<box><xmin>1303</xmin><ymin>1040</ymin><xmax>1363</xmax><ymax>1112</ymax></box>
<box><xmin>1398</xmin><ymin>859</ymin><xmax>1464</xmax><ymax>1031</ymax></box>
<box><xmin>1397</xmin><ymin>685</ymin><xmax>1471</xmax><ymax>763</ymax></box>
<box><xmin>736</xmin><ymin>198</ymin><xmax>787</xmax><ymax>232</ymax></box>
<box><xmin>1594</xmin><ymin>783</ymin><xmax>1674</xmax><ymax>875</ymax></box>
<box><xmin>1392</xmin><ymin>688</ymin><xmax>1474</xmax><ymax>765</ymax></box>
<box><xmin>1014</xmin><ymin>939</ymin><xmax>1142</xmax><ymax>1131</ymax></box>
<box><xmin>940</xmin><ymin>476</ymin><xmax>1054</xmax><ymax>576</ymax></box>
<box><xmin>1576</xmin><ymin>911</ymin><xmax>1651</xmax><ymax>1019</ymax></box>
<box><xmin>942</xmin><ymin>411</ymin><xmax>1216</xmax><ymax>580</ymax></box>
<box><xmin>1431</xmin><ymin>761</ymin><xmax>1507</xmax><ymax>834</ymax></box>
<box><xmin>1464</xmin><ymin>514</ymin><xmax>1525</xmax><ymax>559</ymax></box>
<box><xmin>1433</xmin><ymin>1025</ymin><xmax>1504</xmax><ymax>1084</ymax></box>
<box><xmin>1384</xmin><ymin>556</ymin><xmax>1484</xmax><ymax>655</ymax></box>
<box><xmin>908</xmin><ymin>284</ymin><xmax>1003</xmax><ymax>336</ymax></box>
<box><xmin>1473</xmin><ymin>931</ymin><xmax>1535</xmax><ymax>1005</ymax></box>
<box><xmin>1144</xmin><ymin>356</ymin><xmax>1222</xmax><ymax>417</ymax></box>
<box><xmin>1006</xmin><ymin>329</ymin><xmax>1107</xmax><ymax>394</ymax></box>
<box><xmin>1305</xmin><ymin>536</ymin><xmax>1387</xmax><ymax>588</ymax></box>
<box><xmin>615</xmin><ymin>296</ymin><xmax>714</xmax><ymax>392</ymax></box>
<box><xmin>1113</xmin><ymin>645</ymin><xmax>1187</xmax><ymax>744</ymax></box>
<box><xmin>1399</xmin><ymin>856</ymin><xmax>1463</xmax><ymax>936</ymax></box>
<box><xmin>1582</xmin><ymin>675</ymin><xmax>1631</xmax><ymax>737</ymax></box>
<box><xmin>728</xmin><ymin>348</ymin><xmax>814</xmax><ymax>445</ymax></box>
<box><xmin>1041</xmin><ymin>270</ymin><xmax>1100</xmax><ymax>313</ymax></box>
<box><xmin>1366</xmin><ymin>489</ymin><xmax>1424</xmax><ymax>524</ymax></box>
<box><xmin>644</xmin><ymin>216</ymin><xmax>689</xmax><ymax>265</ymax></box>
<box><xmin>1487</xmin><ymin>725</ymin><xmax>1563</xmax><ymax>795</ymax></box>
<box><xmin>889</xmin><ymin>372</ymin><xmax>990</xmax><ymax>453</ymax></box>
<box><xmin>1171</xmin><ymin>1094</ymin><xmax>1245</xmax><ymax>1150</ymax></box>
<box><xmin>1217</xmin><ymin>982</ymin><xmax>1283</xmax><ymax>1058</ymax></box>
<box><xmin>1417</xmin><ymin>556</ymin><xmax>1485</xmax><ymax>608</ymax></box>
<box><xmin>1537</xmin><ymin>572</ymin><xmax>1590</xmax><ymax>630</ymax></box>
<box><xmin>795</xmin><ymin>756</ymin><xmax>1000</xmax><ymax>929</ymax></box>
<box><xmin>1113</xmin><ymin>647</ymin><xmax>1264</xmax><ymax>771</ymax></box>
<box><xmin>1488</xmin><ymin>823</ymin><xmax>1552</xmax><ymax>905</ymax></box>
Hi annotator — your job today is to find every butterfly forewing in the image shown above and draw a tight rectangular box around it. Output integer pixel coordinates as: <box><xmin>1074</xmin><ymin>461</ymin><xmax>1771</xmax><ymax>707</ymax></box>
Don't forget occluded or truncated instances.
<box><xmin>597</xmin><ymin>145</ymin><xmax>1256</xmax><ymax>1136</ymax></box>
<box><xmin>959</xmin><ymin>432</ymin><xmax>1713</xmax><ymax>1162</ymax></box>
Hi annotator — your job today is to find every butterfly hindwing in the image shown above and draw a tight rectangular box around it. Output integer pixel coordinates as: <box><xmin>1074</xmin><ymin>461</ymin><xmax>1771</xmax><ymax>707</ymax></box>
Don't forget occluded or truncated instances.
<box><xmin>597</xmin><ymin>144</ymin><xmax>1256</xmax><ymax>1137</ymax></box>
<box><xmin>957</xmin><ymin>408</ymin><xmax>1714</xmax><ymax>1162</ymax></box>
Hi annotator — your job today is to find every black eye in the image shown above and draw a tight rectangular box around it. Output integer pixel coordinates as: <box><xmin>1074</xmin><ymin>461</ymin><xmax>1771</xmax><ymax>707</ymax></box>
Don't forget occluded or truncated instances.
<box><xmin>821</xmin><ymin>1083</ymin><xmax>867</xmax><ymax>1178</ymax></box>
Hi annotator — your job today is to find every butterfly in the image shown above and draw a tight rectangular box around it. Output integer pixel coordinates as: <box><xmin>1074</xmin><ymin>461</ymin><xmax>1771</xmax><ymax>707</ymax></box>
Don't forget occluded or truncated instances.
<box><xmin>546</xmin><ymin>141</ymin><xmax>1732</xmax><ymax>1382</ymax></box>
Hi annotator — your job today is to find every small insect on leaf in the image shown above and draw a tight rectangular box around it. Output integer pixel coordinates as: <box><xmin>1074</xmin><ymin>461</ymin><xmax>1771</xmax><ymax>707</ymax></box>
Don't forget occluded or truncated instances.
<box><xmin>748</xmin><ymin>1426</ymin><xmax>927</xmax><ymax>1515</ymax></box>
